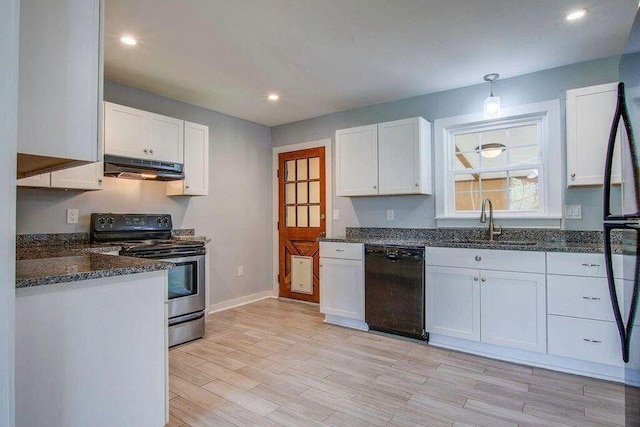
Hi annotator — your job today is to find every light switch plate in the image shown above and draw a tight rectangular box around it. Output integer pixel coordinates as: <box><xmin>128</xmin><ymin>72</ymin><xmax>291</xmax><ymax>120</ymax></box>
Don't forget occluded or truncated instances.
<box><xmin>237</xmin><ymin>266</ymin><xmax>244</xmax><ymax>277</ymax></box>
<box><xmin>387</xmin><ymin>210</ymin><xmax>394</xmax><ymax>221</ymax></box>
<box><xmin>66</xmin><ymin>208</ymin><xmax>79</xmax><ymax>224</ymax></box>
<box><xmin>564</xmin><ymin>205</ymin><xmax>582</xmax><ymax>219</ymax></box>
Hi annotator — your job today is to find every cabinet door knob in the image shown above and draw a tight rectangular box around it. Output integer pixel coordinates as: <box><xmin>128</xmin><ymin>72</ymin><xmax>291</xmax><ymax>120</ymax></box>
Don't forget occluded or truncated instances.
<box><xmin>475</xmin><ymin>255</ymin><xmax>482</xmax><ymax>261</ymax></box>
<box><xmin>143</xmin><ymin>149</ymin><xmax>148</xmax><ymax>153</ymax></box>
<box><xmin>571</xmin><ymin>173</ymin><xmax>576</xmax><ymax>178</ymax></box>
<box><xmin>481</xmin><ymin>277</ymin><xmax>487</xmax><ymax>282</ymax></box>
<box><xmin>98</xmin><ymin>179</ymin><xmax>103</xmax><ymax>185</ymax></box>
<box><xmin>473</xmin><ymin>277</ymin><xmax>479</xmax><ymax>281</ymax></box>
<box><xmin>149</xmin><ymin>149</ymin><xmax>154</xmax><ymax>154</ymax></box>
<box><xmin>415</xmin><ymin>183</ymin><xmax>419</xmax><ymax>187</ymax></box>
<box><xmin>185</xmin><ymin>184</ymin><xmax>190</xmax><ymax>189</ymax></box>
<box><xmin>373</xmin><ymin>185</ymin><xmax>377</xmax><ymax>189</ymax></box>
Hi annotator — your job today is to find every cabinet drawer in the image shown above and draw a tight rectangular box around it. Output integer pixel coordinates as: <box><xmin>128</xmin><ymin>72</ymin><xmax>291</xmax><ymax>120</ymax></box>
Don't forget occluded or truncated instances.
<box><xmin>546</xmin><ymin>252</ymin><xmax>623</xmax><ymax>278</ymax></box>
<box><xmin>548</xmin><ymin>315</ymin><xmax>622</xmax><ymax>366</ymax></box>
<box><xmin>426</xmin><ymin>247</ymin><xmax>545</xmax><ymax>273</ymax></box>
<box><xmin>547</xmin><ymin>275</ymin><xmax>615</xmax><ymax>322</ymax></box>
<box><xmin>320</xmin><ymin>242</ymin><xmax>363</xmax><ymax>260</ymax></box>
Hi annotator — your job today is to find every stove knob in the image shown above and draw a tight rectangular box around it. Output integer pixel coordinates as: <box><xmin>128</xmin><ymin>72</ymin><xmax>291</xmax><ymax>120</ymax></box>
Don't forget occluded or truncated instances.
<box><xmin>162</xmin><ymin>217</ymin><xmax>169</xmax><ymax>225</ymax></box>
<box><xmin>156</xmin><ymin>217</ymin><xmax>162</xmax><ymax>224</ymax></box>
<box><xmin>107</xmin><ymin>217</ymin><xmax>114</xmax><ymax>225</ymax></box>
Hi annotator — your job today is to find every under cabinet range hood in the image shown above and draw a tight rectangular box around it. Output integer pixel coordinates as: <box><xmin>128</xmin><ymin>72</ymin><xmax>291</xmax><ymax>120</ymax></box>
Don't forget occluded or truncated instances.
<box><xmin>103</xmin><ymin>155</ymin><xmax>184</xmax><ymax>181</ymax></box>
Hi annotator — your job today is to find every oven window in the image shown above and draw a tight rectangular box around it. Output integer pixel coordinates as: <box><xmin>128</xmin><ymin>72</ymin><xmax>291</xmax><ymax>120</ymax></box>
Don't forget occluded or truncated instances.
<box><xmin>168</xmin><ymin>261</ymin><xmax>198</xmax><ymax>299</ymax></box>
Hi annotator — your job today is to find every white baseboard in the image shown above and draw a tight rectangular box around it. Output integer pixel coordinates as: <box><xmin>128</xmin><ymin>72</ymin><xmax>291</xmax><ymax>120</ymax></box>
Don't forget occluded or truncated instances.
<box><xmin>207</xmin><ymin>290</ymin><xmax>277</xmax><ymax>314</ymax></box>
<box><xmin>324</xmin><ymin>314</ymin><xmax>369</xmax><ymax>331</ymax></box>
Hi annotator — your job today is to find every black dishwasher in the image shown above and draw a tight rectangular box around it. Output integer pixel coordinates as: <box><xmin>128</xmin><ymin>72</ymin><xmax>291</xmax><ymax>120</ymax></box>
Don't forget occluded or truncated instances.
<box><xmin>365</xmin><ymin>245</ymin><xmax>427</xmax><ymax>340</ymax></box>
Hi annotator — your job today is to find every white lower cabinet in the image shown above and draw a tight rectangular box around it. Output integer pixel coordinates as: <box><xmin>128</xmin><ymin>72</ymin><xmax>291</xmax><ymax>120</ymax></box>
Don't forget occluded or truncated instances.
<box><xmin>480</xmin><ymin>270</ymin><xmax>546</xmax><ymax>353</ymax></box>
<box><xmin>426</xmin><ymin>266</ymin><xmax>480</xmax><ymax>341</ymax></box>
<box><xmin>426</xmin><ymin>248</ymin><xmax>546</xmax><ymax>353</ymax></box>
<box><xmin>548</xmin><ymin>315</ymin><xmax>622</xmax><ymax>366</ymax></box>
<box><xmin>319</xmin><ymin>242</ymin><xmax>366</xmax><ymax>329</ymax></box>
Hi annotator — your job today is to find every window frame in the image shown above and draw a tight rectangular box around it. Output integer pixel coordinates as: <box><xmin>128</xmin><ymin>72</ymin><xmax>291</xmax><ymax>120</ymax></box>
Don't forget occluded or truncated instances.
<box><xmin>434</xmin><ymin>100</ymin><xmax>562</xmax><ymax>227</ymax></box>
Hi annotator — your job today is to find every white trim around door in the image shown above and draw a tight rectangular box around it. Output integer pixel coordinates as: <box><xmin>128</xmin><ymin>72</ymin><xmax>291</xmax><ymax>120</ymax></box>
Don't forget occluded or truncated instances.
<box><xmin>272</xmin><ymin>139</ymin><xmax>333</xmax><ymax>296</ymax></box>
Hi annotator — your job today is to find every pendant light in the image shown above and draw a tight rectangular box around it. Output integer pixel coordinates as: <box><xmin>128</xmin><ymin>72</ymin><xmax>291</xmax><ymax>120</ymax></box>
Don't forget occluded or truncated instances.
<box><xmin>483</xmin><ymin>73</ymin><xmax>500</xmax><ymax>117</ymax></box>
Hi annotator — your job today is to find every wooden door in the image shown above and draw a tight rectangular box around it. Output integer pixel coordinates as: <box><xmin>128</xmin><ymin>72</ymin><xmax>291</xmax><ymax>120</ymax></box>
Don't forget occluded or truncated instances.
<box><xmin>278</xmin><ymin>147</ymin><xmax>326</xmax><ymax>303</ymax></box>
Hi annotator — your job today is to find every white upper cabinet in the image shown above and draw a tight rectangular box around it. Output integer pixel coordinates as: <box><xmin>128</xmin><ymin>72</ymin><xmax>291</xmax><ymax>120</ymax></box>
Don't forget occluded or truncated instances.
<box><xmin>335</xmin><ymin>117</ymin><xmax>431</xmax><ymax>197</ymax></box>
<box><xmin>566</xmin><ymin>82</ymin><xmax>621</xmax><ymax>186</ymax></box>
<box><xmin>336</xmin><ymin>124</ymin><xmax>379</xmax><ymax>196</ymax></box>
<box><xmin>50</xmin><ymin>162</ymin><xmax>104</xmax><ymax>190</ymax></box>
<box><xmin>147</xmin><ymin>112</ymin><xmax>184</xmax><ymax>164</ymax></box>
<box><xmin>378</xmin><ymin>117</ymin><xmax>431</xmax><ymax>195</ymax></box>
<box><xmin>104</xmin><ymin>102</ymin><xmax>147</xmax><ymax>159</ymax></box>
<box><xmin>167</xmin><ymin>122</ymin><xmax>209</xmax><ymax>196</ymax></box>
<box><xmin>18</xmin><ymin>163</ymin><xmax>103</xmax><ymax>191</ymax></box>
<box><xmin>104</xmin><ymin>102</ymin><xmax>184</xmax><ymax>164</ymax></box>
<box><xmin>18</xmin><ymin>0</ymin><xmax>103</xmax><ymax>175</ymax></box>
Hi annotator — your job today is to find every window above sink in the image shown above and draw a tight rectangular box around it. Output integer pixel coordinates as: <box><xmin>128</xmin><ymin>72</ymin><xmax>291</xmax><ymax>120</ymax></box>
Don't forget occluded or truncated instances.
<box><xmin>434</xmin><ymin>100</ymin><xmax>563</xmax><ymax>228</ymax></box>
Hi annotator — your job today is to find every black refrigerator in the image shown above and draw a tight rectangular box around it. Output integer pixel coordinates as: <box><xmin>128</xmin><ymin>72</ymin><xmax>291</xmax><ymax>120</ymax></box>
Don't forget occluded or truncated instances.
<box><xmin>604</xmin><ymin>11</ymin><xmax>640</xmax><ymax>426</ymax></box>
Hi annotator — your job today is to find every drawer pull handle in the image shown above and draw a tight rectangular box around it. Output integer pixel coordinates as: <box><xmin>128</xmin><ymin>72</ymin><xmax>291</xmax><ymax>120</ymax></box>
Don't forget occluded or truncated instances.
<box><xmin>582</xmin><ymin>296</ymin><xmax>602</xmax><ymax>301</ymax></box>
<box><xmin>581</xmin><ymin>263</ymin><xmax>600</xmax><ymax>267</ymax></box>
<box><xmin>583</xmin><ymin>338</ymin><xmax>602</xmax><ymax>343</ymax></box>
<box><xmin>335</xmin><ymin>249</ymin><xmax>345</xmax><ymax>252</ymax></box>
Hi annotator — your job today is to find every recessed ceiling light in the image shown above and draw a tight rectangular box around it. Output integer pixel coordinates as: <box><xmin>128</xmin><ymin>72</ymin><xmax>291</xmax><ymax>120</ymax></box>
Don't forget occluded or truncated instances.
<box><xmin>566</xmin><ymin>9</ymin><xmax>587</xmax><ymax>21</ymax></box>
<box><xmin>267</xmin><ymin>93</ymin><xmax>280</xmax><ymax>101</ymax></box>
<box><xmin>120</xmin><ymin>35</ymin><xmax>138</xmax><ymax>46</ymax></box>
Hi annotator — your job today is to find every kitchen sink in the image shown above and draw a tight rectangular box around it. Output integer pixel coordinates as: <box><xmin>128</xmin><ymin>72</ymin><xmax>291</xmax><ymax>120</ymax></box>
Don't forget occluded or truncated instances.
<box><xmin>455</xmin><ymin>239</ymin><xmax>538</xmax><ymax>246</ymax></box>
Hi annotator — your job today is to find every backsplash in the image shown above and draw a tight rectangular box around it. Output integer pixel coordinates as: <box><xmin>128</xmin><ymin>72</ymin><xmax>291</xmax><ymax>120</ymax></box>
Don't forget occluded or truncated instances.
<box><xmin>17</xmin><ymin>229</ymin><xmax>196</xmax><ymax>248</ymax></box>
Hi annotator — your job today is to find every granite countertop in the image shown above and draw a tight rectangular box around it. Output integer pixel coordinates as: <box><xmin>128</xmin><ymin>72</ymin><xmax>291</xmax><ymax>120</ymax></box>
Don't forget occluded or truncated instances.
<box><xmin>319</xmin><ymin>227</ymin><xmax>623</xmax><ymax>254</ymax></box>
<box><xmin>320</xmin><ymin>237</ymin><xmax>614</xmax><ymax>253</ymax></box>
<box><xmin>16</xmin><ymin>243</ymin><xmax>174</xmax><ymax>289</ymax></box>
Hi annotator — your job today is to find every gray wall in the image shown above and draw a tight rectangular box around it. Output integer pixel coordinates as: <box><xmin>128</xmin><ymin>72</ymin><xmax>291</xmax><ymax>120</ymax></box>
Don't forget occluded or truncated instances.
<box><xmin>272</xmin><ymin>56</ymin><xmax>621</xmax><ymax>236</ymax></box>
<box><xmin>0</xmin><ymin>0</ymin><xmax>18</xmax><ymax>425</ymax></box>
<box><xmin>16</xmin><ymin>81</ymin><xmax>273</xmax><ymax>306</ymax></box>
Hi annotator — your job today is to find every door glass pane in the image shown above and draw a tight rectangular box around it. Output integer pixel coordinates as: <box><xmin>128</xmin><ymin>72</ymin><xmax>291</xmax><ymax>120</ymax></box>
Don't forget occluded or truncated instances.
<box><xmin>297</xmin><ymin>182</ymin><xmax>308</xmax><ymax>203</ymax></box>
<box><xmin>168</xmin><ymin>262</ymin><xmax>196</xmax><ymax>299</ymax></box>
<box><xmin>297</xmin><ymin>206</ymin><xmax>308</xmax><ymax>227</ymax></box>
<box><xmin>285</xmin><ymin>183</ymin><xmax>296</xmax><ymax>204</ymax></box>
<box><xmin>285</xmin><ymin>160</ymin><xmax>295</xmax><ymax>182</ymax></box>
<box><xmin>309</xmin><ymin>205</ymin><xmax>321</xmax><ymax>227</ymax></box>
<box><xmin>296</xmin><ymin>159</ymin><xmax>308</xmax><ymax>180</ymax></box>
<box><xmin>309</xmin><ymin>181</ymin><xmax>320</xmax><ymax>203</ymax></box>
<box><xmin>309</xmin><ymin>157</ymin><xmax>320</xmax><ymax>180</ymax></box>
<box><xmin>286</xmin><ymin>206</ymin><xmax>296</xmax><ymax>227</ymax></box>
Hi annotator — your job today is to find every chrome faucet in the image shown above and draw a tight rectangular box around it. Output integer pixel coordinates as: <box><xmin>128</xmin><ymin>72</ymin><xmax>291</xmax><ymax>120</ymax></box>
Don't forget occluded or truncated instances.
<box><xmin>480</xmin><ymin>198</ymin><xmax>502</xmax><ymax>241</ymax></box>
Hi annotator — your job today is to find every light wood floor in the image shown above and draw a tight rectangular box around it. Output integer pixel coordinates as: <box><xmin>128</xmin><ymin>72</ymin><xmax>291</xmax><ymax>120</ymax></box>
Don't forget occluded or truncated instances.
<box><xmin>167</xmin><ymin>298</ymin><xmax>626</xmax><ymax>427</ymax></box>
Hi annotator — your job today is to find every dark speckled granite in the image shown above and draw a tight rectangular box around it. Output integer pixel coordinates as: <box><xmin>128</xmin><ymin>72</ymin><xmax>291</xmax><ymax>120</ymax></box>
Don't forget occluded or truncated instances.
<box><xmin>172</xmin><ymin>229</ymin><xmax>195</xmax><ymax>237</ymax></box>
<box><xmin>16</xmin><ymin>253</ymin><xmax>174</xmax><ymax>288</ymax></box>
<box><xmin>17</xmin><ymin>232</ymin><xmax>89</xmax><ymax>248</ymax></box>
<box><xmin>320</xmin><ymin>227</ymin><xmax>623</xmax><ymax>254</ymax></box>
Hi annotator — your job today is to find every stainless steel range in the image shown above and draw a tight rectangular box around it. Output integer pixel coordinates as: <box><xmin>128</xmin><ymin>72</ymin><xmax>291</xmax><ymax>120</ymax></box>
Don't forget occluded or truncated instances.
<box><xmin>91</xmin><ymin>213</ymin><xmax>206</xmax><ymax>347</ymax></box>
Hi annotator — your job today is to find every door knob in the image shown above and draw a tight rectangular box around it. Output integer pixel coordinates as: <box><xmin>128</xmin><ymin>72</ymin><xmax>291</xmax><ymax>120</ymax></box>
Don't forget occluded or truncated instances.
<box><xmin>320</xmin><ymin>214</ymin><xmax>326</xmax><ymax>220</ymax></box>
<box><xmin>319</xmin><ymin>231</ymin><xmax>326</xmax><ymax>237</ymax></box>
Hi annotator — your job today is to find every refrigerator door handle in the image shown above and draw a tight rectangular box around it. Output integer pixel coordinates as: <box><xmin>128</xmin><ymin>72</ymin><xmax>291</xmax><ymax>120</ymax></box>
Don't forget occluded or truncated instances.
<box><xmin>603</xmin><ymin>226</ymin><xmax>629</xmax><ymax>362</ymax></box>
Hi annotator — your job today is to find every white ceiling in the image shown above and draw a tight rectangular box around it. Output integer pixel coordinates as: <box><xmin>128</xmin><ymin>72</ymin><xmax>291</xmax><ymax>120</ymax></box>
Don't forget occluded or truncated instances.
<box><xmin>104</xmin><ymin>0</ymin><xmax>637</xmax><ymax>127</ymax></box>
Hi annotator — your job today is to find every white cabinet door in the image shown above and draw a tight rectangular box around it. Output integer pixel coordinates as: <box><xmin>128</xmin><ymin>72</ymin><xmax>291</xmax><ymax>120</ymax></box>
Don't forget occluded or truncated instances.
<box><xmin>336</xmin><ymin>124</ymin><xmax>378</xmax><ymax>196</ymax></box>
<box><xmin>378</xmin><ymin>117</ymin><xmax>431</xmax><ymax>195</ymax></box>
<box><xmin>167</xmin><ymin>122</ymin><xmax>209</xmax><ymax>196</ymax></box>
<box><xmin>148</xmin><ymin>112</ymin><xmax>184</xmax><ymax>164</ymax></box>
<box><xmin>319</xmin><ymin>257</ymin><xmax>364</xmax><ymax>320</ymax></box>
<box><xmin>18</xmin><ymin>0</ymin><xmax>102</xmax><ymax>163</ymax></box>
<box><xmin>17</xmin><ymin>174</ymin><xmax>51</xmax><ymax>188</ymax></box>
<box><xmin>566</xmin><ymin>83</ymin><xmax>621</xmax><ymax>186</ymax></box>
<box><xmin>51</xmin><ymin>162</ymin><xmax>103</xmax><ymax>190</ymax></box>
<box><xmin>480</xmin><ymin>270</ymin><xmax>546</xmax><ymax>353</ymax></box>
<box><xmin>104</xmin><ymin>102</ymin><xmax>148</xmax><ymax>159</ymax></box>
<box><xmin>426</xmin><ymin>266</ymin><xmax>480</xmax><ymax>341</ymax></box>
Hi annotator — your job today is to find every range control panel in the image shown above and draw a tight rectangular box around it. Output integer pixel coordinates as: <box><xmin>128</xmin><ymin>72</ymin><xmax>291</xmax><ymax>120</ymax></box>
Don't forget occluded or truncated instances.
<box><xmin>91</xmin><ymin>213</ymin><xmax>173</xmax><ymax>231</ymax></box>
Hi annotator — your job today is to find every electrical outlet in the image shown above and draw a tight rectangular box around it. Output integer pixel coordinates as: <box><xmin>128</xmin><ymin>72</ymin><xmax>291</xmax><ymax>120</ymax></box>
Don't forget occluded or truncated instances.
<box><xmin>387</xmin><ymin>210</ymin><xmax>394</xmax><ymax>221</ymax></box>
<box><xmin>66</xmin><ymin>208</ymin><xmax>79</xmax><ymax>224</ymax></box>
<box><xmin>333</xmin><ymin>209</ymin><xmax>340</xmax><ymax>221</ymax></box>
<box><xmin>237</xmin><ymin>266</ymin><xmax>244</xmax><ymax>277</ymax></box>
<box><xmin>564</xmin><ymin>204</ymin><xmax>583</xmax><ymax>219</ymax></box>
